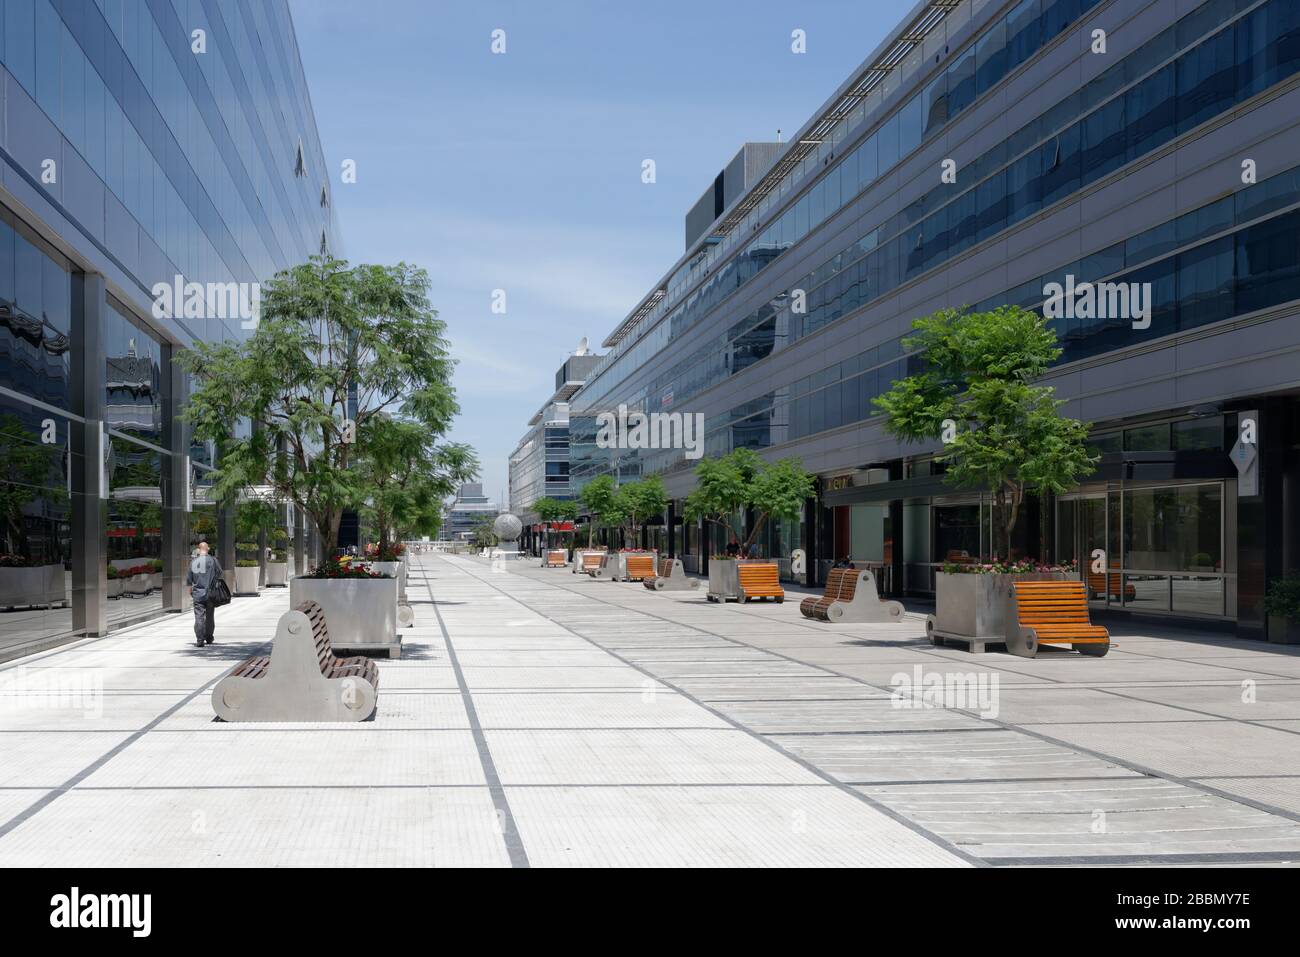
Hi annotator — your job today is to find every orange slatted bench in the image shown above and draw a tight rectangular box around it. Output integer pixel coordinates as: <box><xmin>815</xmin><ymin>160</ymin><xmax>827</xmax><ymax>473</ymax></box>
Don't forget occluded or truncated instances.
<box><xmin>544</xmin><ymin>549</ymin><xmax>567</xmax><ymax>567</ymax></box>
<box><xmin>1008</xmin><ymin>580</ymin><xmax>1110</xmax><ymax>658</ymax></box>
<box><xmin>624</xmin><ymin>554</ymin><xmax>656</xmax><ymax>581</ymax></box>
<box><xmin>581</xmin><ymin>552</ymin><xmax>605</xmax><ymax>575</ymax></box>
<box><xmin>738</xmin><ymin>562</ymin><xmax>784</xmax><ymax>603</ymax></box>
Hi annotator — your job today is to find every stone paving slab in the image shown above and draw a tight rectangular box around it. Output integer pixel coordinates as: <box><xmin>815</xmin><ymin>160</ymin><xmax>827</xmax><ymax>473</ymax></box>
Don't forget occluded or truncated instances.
<box><xmin>505</xmin><ymin>784</ymin><xmax>966</xmax><ymax>867</ymax></box>
<box><xmin>1</xmin><ymin>551</ymin><xmax>1297</xmax><ymax>866</ymax></box>
<box><xmin>0</xmin><ymin>786</ymin><xmax>510</xmax><ymax>867</ymax></box>
<box><xmin>77</xmin><ymin>728</ymin><xmax>488</xmax><ymax>788</ymax></box>
<box><xmin>1022</xmin><ymin>720</ymin><xmax>1300</xmax><ymax>777</ymax></box>
<box><xmin>859</xmin><ymin>778</ymin><xmax>1300</xmax><ymax>861</ymax></box>
<box><xmin>470</xmin><ymin>691</ymin><xmax>732</xmax><ymax>729</ymax></box>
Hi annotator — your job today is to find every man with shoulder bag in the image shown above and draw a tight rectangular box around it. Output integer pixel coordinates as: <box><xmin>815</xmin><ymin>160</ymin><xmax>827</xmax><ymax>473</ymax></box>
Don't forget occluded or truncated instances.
<box><xmin>186</xmin><ymin>540</ymin><xmax>228</xmax><ymax>647</ymax></box>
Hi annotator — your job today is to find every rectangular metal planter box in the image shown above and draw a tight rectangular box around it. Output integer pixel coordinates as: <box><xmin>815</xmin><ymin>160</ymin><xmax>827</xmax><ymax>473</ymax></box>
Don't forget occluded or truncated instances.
<box><xmin>0</xmin><ymin>564</ymin><xmax>66</xmax><ymax>609</ymax></box>
<box><xmin>368</xmin><ymin>561</ymin><xmax>406</xmax><ymax>600</ymax></box>
<box><xmin>290</xmin><ymin>575</ymin><xmax>399</xmax><ymax>656</ymax></box>
<box><xmin>234</xmin><ymin>565</ymin><xmax>261</xmax><ymax>596</ymax></box>
<box><xmin>934</xmin><ymin>571</ymin><xmax>1070</xmax><ymax>639</ymax></box>
<box><xmin>708</xmin><ymin>559</ymin><xmax>773</xmax><ymax>601</ymax></box>
<box><xmin>265</xmin><ymin>562</ymin><xmax>289</xmax><ymax>587</ymax></box>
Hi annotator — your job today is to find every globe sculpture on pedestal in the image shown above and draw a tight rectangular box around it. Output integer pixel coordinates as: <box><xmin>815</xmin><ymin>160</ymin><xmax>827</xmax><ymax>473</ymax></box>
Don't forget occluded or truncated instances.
<box><xmin>493</xmin><ymin>513</ymin><xmax>523</xmax><ymax>543</ymax></box>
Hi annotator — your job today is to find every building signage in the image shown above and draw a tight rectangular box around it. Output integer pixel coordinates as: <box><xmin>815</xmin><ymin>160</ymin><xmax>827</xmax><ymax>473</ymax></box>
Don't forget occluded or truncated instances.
<box><xmin>825</xmin><ymin>474</ymin><xmax>854</xmax><ymax>492</ymax></box>
<box><xmin>1230</xmin><ymin>410</ymin><xmax>1259</xmax><ymax>497</ymax></box>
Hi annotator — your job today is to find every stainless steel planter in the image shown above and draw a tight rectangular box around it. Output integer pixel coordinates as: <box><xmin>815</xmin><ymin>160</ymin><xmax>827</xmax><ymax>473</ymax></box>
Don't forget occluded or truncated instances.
<box><xmin>290</xmin><ymin>576</ymin><xmax>400</xmax><ymax>657</ymax></box>
<box><xmin>234</xmin><ymin>566</ymin><xmax>260</xmax><ymax>596</ymax></box>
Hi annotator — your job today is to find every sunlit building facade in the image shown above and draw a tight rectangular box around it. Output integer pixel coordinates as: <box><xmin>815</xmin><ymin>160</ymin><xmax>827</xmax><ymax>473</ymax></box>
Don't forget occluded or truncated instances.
<box><xmin>0</xmin><ymin>0</ymin><xmax>340</xmax><ymax>659</ymax></box>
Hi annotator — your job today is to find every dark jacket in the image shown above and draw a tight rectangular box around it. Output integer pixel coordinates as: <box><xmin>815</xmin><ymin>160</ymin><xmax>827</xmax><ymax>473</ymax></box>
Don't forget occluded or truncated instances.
<box><xmin>186</xmin><ymin>554</ymin><xmax>224</xmax><ymax>602</ymax></box>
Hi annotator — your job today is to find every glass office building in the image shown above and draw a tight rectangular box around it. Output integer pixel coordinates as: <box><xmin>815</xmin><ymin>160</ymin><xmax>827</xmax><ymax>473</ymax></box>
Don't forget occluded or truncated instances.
<box><xmin>563</xmin><ymin>0</ymin><xmax>1300</xmax><ymax>637</ymax></box>
<box><xmin>0</xmin><ymin>0</ymin><xmax>340</xmax><ymax>660</ymax></box>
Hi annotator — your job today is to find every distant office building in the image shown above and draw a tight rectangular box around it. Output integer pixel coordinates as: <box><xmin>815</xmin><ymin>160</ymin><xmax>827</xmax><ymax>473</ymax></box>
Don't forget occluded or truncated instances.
<box><xmin>551</xmin><ymin>0</ymin><xmax>1300</xmax><ymax>639</ymax></box>
<box><xmin>509</xmin><ymin>349</ymin><xmax>600</xmax><ymax>523</ymax></box>
<box><xmin>442</xmin><ymin>483</ymin><xmax>500</xmax><ymax>542</ymax></box>
<box><xmin>0</xmin><ymin>2</ymin><xmax>341</xmax><ymax>661</ymax></box>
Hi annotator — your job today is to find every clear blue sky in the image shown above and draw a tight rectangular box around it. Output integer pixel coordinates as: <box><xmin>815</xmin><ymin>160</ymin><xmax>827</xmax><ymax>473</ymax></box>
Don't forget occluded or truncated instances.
<box><xmin>290</xmin><ymin>0</ymin><xmax>898</xmax><ymax>505</ymax></box>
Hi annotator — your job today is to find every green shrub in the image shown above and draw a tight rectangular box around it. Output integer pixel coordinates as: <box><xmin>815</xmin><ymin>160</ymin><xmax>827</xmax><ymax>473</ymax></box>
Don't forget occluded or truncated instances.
<box><xmin>235</xmin><ymin>558</ymin><xmax>260</xmax><ymax>568</ymax></box>
<box><xmin>106</xmin><ymin>565</ymin><xmax>118</xmax><ymax>580</ymax></box>
<box><xmin>1264</xmin><ymin>577</ymin><xmax>1300</xmax><ymax>622</ymax></box>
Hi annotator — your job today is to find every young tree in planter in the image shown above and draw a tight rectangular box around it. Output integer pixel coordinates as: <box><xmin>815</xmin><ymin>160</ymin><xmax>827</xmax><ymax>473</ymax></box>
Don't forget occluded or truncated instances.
<box><xmin>177</xmin><ymin>255</ymin><xmax>461</xmax><ymax>560</ymax></box>
<box><xmin>578</xmin><ymin>474</ymin><xmax>619</xmax><ymax>548</ymax></box>
<box><xmin>873</xmin><ymin>306</ymin><xmax>1097</xmax><ymax>559</ymax></box>
<box><xmin>360</xmin><ymin>414</ymin><xmax>477</xmax><ymax>559</ymax></box>
<box><xmin>613</xmin><ymin>476</ymin><xmax>667</xmax><ymax>549</ymax></box>
<box><xmin>684</xmin><ymin>449</ymin><xmax>757</xmax><ymax>554</ymax></box>
<box><xmin>746</xmin><ymin>456</ymin><xmax>816</xmax><ymax>553</ymax></box>
<box><xmin>531</xmin><ymin>497</ymin><xmax>579</xmax><ymax>551</ymax></box>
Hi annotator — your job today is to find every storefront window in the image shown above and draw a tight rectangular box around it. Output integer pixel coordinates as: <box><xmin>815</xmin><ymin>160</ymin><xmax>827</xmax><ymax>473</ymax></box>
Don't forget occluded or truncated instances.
<box><xmin>0</xmin><ymin>395</ymin><xmax>72</xmax><ymax>653</ymax></box>
<box><xmin>105</xmin><ymin>439</ymin><xmax>165</xmax><ymax>624</ymax></box>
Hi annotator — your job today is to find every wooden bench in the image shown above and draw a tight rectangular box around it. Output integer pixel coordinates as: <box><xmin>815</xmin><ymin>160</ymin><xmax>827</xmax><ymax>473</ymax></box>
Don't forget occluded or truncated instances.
<box><xmin>572</xmin><ymin>548</ymin><xmax>606</xmax><ymax>574</ymax></box>
<box><xmin>738</xmin><ymin>562</ymin><xmax>784</xmax><ymax>603</ymax></box>
<box><xmin>645</xmin><ymin>557</ymin><xmax>700</xmax><ymax>591</ymax></box>
<box><xmin>800</xmin><ymin>567</ymin><xmax>903</xmax><ymax>622</ymax></box>
<box><xmin>623</xmin><ymin>554</ymin><xmax>656</xmax><ymax>582</ymax></box>
<box><xmin>580</xmin><ymin>551</ymin><xmax>607</xmax><ymax>575</ymax></box>
<box><xmin>1007</xmin><ymin>580</ymin><xmax>1110</xmax><ymax>658</ymax></box>
<box><xmin>211</xmin><ymin>600</ymin><xmax>380</xmax><ymax>721</ymax></box>
<box><xmin>544</xmin><ymin>549</ymin><xmax>568</xmax><ymax>567</ymax></box>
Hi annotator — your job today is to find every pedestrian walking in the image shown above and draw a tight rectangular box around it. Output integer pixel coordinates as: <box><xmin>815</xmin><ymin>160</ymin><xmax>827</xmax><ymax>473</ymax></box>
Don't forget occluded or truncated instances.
<box><xmin>186</xmin><ymin>541</ymin><xmax>224</xmax><ymax>647</ymax></box>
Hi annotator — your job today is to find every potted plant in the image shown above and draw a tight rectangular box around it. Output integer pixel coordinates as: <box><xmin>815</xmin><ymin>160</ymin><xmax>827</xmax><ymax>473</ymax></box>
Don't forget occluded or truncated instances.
<box><xmin>290</xmin><ymin>557</ymin><xmax>399</xmax><ymax>655</ymax></box>
<box><xmin>365</xmin><ymin>540</ymin><xmax>408</xmax><ymax>600</ymax></box>
<box><xmin>232</xmin><ymin>542</ymin><xmax>261</xmax><ymax>595</ymax></box>
<box><xmin>685</xmin><ymin>449</ymin><xmax>814</xmax><ymax>601</ymax></box>
<box><xmin>1264</xmin><ymin>576</ymin><xmax>1300</xmax><ymax>645</ymax></box>
<box><xmin>874</xmin><ymin>306</ymin><xmax>1097</xmax><ymax>644</ymax></box>
<box><xmin>178</xmin><ymin>255</ymin><xmax>469</xmax><ymax>569</ymax></box>
<box><xmin>931</xmin><ymin>558</ymin><xmax>1078</xmax><ymax>641</ymax></box>
<box><xmin>589</xmin><ymin>478</ymin><xmax>665</xmax><ymax>579</ymax></box>
<box><xmin>575</xmin><ymin>476</ymin><xmax>618</xmax><ymax>571</ymax></box>
<box><xmin>265</xmin><ymin>528</ymin><xmax>290</xmax><ymax>586</ymax></box>
<box><xmin>106</xmin><ymin>563</ymin><xmax>122</xmax><ymax>599</ymax></box>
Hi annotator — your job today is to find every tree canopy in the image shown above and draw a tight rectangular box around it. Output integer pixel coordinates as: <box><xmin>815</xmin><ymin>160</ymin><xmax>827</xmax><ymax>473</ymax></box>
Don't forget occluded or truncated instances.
<box><xmin>684</xmin><ymin>448</ymin><xmax>813</xmax><ymax>551</ymax></box>
<box><xmin>177</xmin><ymin>255</ymin><xmax>471</xmax><ymax>555</ymax></box>
<box><xmin>873</xmin><ymin>305</ymin><xmax>1096</xmax><ymax>557</ymax></box>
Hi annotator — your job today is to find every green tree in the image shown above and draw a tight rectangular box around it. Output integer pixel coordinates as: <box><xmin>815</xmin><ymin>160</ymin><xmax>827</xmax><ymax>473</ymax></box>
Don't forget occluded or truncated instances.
<box><xmin>176</xmin><ymin>255</ymin><xmax>463</xmax><ymax>556</ymax></box>
<box><xmin>531</xmin><ymin>497</ymin><xmax>579</xmax><ymax>550</ymax></box>
<box><xmin>684</xmin><ymin>449</ymin><xmax>813</xmax><ymax>553</ymax></box>
<box><xmin>470</xmin><ymin>515</ymin><xmax>498</xmax><ymax>550</ymax></box>
<box><xmin>360</xmin><ymin>414</ymin><xmax>476</xmax><ymax>555</ymax></box>
<box><xmin>578</xmin><ymin>474</ymin><xmax>619</xmax><ymax>547</ymax></box>
<box><xmin>613</xmin><ymin>476</ymin><xmax>666</xmax><ymax>548</ymax></box>
<box><xmin>873</xmin><ymin>306</ymin><xmax>1096</xmax><ymax>558</ymax></box>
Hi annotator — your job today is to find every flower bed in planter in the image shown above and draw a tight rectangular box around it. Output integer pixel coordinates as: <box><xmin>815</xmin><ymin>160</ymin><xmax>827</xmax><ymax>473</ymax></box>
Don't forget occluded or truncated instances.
<box><xmin>290</xmin><ymin>560</ymin><xmax>399</xmax><ymax>657</ymax></box>
<box><xmin>926</xmin><ymin>560</ymin><xmax>1076</xmax><ymax>652</ymax></box>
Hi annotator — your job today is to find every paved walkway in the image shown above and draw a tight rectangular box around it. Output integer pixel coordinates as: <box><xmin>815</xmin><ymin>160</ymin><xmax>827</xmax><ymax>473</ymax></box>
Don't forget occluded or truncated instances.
<box><xmin>1</xmin><ymin>552</ymin><xmax>1298</xmax><ymax>866</ymax></box>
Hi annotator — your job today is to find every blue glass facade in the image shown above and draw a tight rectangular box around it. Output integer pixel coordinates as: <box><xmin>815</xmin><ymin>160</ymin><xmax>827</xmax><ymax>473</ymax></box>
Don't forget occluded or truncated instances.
<box><xmin>0</xmin><ymin>0</ymin><xmax>339</xmax><ymax>657</ymax></box>
<box><xmin>563</xmin><ymin>0</ymin><xmax>1300</xmax><ymax>634</ymax></box>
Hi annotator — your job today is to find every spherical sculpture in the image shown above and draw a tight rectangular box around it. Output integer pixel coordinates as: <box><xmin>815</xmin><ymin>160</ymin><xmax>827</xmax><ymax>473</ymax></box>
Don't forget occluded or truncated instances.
<box><xmin>493</xmin><ymin>513</ymin><xmax>522</xmax><ymax>543</ymax></box>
